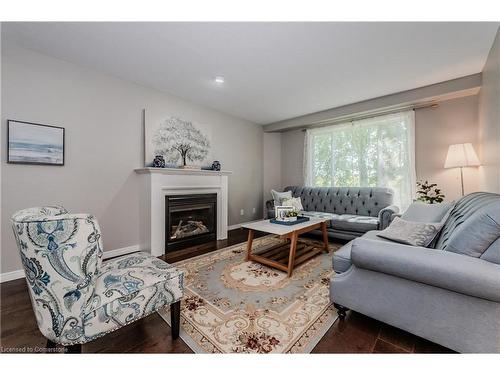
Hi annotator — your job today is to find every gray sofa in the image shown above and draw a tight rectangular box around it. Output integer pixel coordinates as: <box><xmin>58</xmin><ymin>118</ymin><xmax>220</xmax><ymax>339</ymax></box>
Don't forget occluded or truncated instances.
<box><xmin>266</xmin><ymin>186</ymin><xmax>399</xmax><ymax>240</ymax></box>
<box><xmin>330</xmin><ymin>192</ymin><xmax>500</xmax><ymax>353</ymax></box>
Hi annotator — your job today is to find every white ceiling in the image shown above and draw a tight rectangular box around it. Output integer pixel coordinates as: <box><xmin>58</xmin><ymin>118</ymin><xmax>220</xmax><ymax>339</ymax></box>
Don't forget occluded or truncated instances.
<box><xmin>3</xmin><ymin>22</ymin><xmax>498</xmax><ymax>124</ymax></box>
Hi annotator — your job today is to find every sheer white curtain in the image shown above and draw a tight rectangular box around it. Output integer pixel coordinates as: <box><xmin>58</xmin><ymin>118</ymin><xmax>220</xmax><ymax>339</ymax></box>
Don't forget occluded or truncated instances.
<box><xmin>304</xmin><ymin>110</ymin><xmax>416</xmax><ymax>210</ymax></box>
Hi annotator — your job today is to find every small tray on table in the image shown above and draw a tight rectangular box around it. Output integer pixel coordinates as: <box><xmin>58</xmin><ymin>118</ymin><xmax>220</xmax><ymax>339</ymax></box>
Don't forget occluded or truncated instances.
<box><xmin>270</xmin><ymin>216</ymin><xmax>310</xmax><ymax>226</ymax></box>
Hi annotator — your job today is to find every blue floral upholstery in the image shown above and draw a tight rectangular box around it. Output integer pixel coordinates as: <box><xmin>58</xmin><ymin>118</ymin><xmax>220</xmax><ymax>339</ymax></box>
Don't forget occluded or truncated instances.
<box><xmin>84</xmin><ymin>252</ymin><xmax>183</xmax><ymax>339</ymax></box>
<box><xmin>11</xmin><ymin>206</ymin><xmax>184</xmax><ymax>346</ymax></box>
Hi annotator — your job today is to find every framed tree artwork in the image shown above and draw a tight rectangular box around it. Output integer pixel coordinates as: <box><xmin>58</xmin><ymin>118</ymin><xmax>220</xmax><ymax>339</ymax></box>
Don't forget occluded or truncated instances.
<box><xmin>7</xmin><ymin>120</ymin><xmax>65</xmax><ymax>166</ymax></box>
<box><xmin>144</xmin><ymin>110</ymin><xmax>212</xmax><ymax>169</ymax></box>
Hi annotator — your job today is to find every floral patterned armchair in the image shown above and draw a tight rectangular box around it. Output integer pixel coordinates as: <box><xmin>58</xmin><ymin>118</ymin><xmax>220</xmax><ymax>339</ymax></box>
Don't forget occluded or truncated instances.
<box><xmin>11</xmin><ymin>206</ymin><xmax>184</xmax><ymax>353</ymax></box>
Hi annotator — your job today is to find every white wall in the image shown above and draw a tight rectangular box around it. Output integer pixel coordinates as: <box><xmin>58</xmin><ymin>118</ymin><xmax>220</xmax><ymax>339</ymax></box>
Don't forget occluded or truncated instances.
<box><xmin>1</xmin><ymin>43</ymin><xmax>264</xmax><ymax>274</ymax></box>
<box><xmin>415</xmin><ymin>95</ymin><xmax>479</xmax><ymax>200</ymax></box>
<box><xmin>280</xmin><ymin>129</ymin><xmax>305</xmax><ymax>188</ymax></box>
<box><xmin>0</xmin><ymin>24</ymin><xmax>2</xmax><ymax>263</ymax></box>
<box><xmin>262</xmin><ymin>133</ymin><xmax>282</xmax><ymax>208</ymax></box>
<box><xmin>479</xmin><ymin>28</ymin><xmax>500</xmax><ymax>193</ymax></box>
<box><xmin>277</xmin><ymin>94</ymin><xmax>480</xmax><ymax>202</ymax></box>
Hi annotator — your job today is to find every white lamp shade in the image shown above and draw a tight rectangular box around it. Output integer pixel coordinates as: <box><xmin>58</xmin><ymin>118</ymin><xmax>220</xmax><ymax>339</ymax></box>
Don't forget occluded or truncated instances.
<box><xmin>444</xmin><ymin>143</ymin><xmax>480</xmax><ymax>168</ymax></box>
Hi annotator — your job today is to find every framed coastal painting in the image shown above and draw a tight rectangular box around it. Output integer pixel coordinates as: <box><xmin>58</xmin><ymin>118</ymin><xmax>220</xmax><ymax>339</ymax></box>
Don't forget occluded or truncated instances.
<box><xmin>7</xmin><ymin>120</ymin><xmax>65</xmax><ymax>166</ymax></box>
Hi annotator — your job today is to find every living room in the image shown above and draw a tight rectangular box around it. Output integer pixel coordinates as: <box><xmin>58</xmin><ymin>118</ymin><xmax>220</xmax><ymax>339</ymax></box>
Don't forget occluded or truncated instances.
<box><xmin>1</xmin><ymin>0</ymin><xmax>500</xmax><ymax>372</ymax></box>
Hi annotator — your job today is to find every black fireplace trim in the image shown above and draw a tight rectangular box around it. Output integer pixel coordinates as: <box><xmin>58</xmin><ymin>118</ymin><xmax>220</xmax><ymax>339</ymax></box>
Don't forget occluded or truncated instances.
<box><xmin>165</xmin><ymin>194</ymin><xmax>217</xmax><ymax>252</ymax></box>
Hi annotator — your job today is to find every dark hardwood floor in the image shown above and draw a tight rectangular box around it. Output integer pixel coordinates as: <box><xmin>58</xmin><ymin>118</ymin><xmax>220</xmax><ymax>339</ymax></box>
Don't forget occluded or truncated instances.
<box><xmin>0</xmin><ymin>228</ymin><xmax>452</xmax><ymax>354</ymax></box>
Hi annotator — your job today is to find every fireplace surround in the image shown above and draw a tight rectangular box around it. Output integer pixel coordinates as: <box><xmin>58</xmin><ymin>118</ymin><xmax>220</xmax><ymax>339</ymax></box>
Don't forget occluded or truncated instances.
<box><xmin>135</xmin><ymin>167</ymin><xmax>232</xmax><ymax>256</ymax></box>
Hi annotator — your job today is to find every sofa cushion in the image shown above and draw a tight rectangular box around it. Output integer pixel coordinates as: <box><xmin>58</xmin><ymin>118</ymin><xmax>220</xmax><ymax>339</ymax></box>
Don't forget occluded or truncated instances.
<box><xmin>331</xmin><ymin>214</ymin><xmax>379</xmax><ymax>233</ymax></box>
<box><xmin>282</xmin><ymin>197</ymin><xmax>304</xmax><ymax>211</ymax></box>
<box><xmin>333</xmin><ymin>230</ymin><xmax>392</xmax><ymax>273</ymax></box>
<box><xmin>401</xmin><ymin>201</ymin><xmax>454</xmax><ymax>223</ymax></box>
<box><xmin>271</xmin><ymin>189</ymin><xmax>292</xmax><ymax>206</ymax></box>
<box><xmin>434</xmin><ymin>192</ymin><xmax>500</xmax><ymax>250</ymax></box>
<box><xmin>300</xmin><ymin>211</ymin><xmax>338</xmax><ymax>227</ymax></box>
<box><xmin>481</xmin><ymin>237</ymin><xmax>500</xmax><ymax>265</ymax></box>
<box><xmin>376</xmin><ymin>217</ymin><xmax>443</xmax><ymax>247</ymax></box>
<box><xmin>445</xmin><ymin>203</ymin><xmax>500</xmax><ymax>258</ymax></box>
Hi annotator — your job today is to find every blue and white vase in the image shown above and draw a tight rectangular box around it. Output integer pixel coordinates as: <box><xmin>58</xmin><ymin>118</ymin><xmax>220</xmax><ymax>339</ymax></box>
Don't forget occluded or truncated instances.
<box><xmin>153</xmin><ymin>155</ymin><xmax>166</xmax><ymax>168</ymax></box>
<box><xmin>211</xmin><ymin>160</ymin><xmax>221</xmax><ymax>171</ymax></box>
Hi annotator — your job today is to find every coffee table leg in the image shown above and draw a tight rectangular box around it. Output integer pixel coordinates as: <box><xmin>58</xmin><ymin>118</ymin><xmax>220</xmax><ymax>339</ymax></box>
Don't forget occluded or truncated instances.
<box><xmin>287</xmin><ymin>231</ymin><xmax>299</xmax><ymax>277</ymax></box>
<box><xmin>246</xmin><ymin>229</ymin><xmax>254</xmax><ymax>261</ymax></box>
<box><xmin>321</xmin><ymin>221</ymin><xmax>329</xmax><ymax>252</ymax></box>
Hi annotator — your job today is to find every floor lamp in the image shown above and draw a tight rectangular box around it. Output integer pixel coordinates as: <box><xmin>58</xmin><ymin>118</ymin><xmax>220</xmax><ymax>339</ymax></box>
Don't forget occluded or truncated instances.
<box><xmin>444</xmin><ymin>143</ymin><xmax>480</xmax><ymax>196</ymax></box>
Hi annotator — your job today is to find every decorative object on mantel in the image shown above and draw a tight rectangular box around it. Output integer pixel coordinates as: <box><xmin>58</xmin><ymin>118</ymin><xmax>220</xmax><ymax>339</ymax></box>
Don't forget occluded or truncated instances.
<box><xmin>416</xmin><ymin>180</ymin><xmax>445</xmax><ymax>204</ymax></box>
<box><xmin>211</xmin><ymin>160</ymin><xmax>221</xmax><ymax>171</ymax></box>
<box><xmin>444</xmin><ymin>143</ymin><xmax>481</xmax><ymax>196</ymax></box>
<box><xmin>153</xmin><ymin>155</ymin><xmax>166</xmax><ymax>168</ymax></box>
<box><xmin>7</xmin><ymin>120</ymin><xmax>65</xmax><ymax>166</ymax></box>
<box><xmin>134</xmin><ymin>167</ymin><xmax>232</xmax><ymax>175</ymax></box>
<box><xmin>145</xmin><ymin>110</ymin><xmax>212</xmax><ymax>168</ymax></box>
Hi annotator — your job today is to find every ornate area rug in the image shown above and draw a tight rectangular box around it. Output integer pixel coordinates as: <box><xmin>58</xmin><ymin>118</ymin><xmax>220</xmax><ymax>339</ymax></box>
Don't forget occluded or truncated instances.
<box><xmin>159</xmin><ymin>235</ymin><xmax>340</xmax><ymax>353</ymax></box>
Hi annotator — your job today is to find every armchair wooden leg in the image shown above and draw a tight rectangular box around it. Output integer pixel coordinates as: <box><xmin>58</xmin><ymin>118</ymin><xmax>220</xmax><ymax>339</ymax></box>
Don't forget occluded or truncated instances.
<box><xmin>46</xmin><ymin>339</ymin><xmax>56</xmax><ymax>350</ymax></box>
<box><xmin>333</xmin><ymin>303</ymin><xmax>349</xmax><ymax>319</ymax></box>
<box><xmin>170</xmin><ymin>300</ymin><xmax>181</xmax><ymax>340</ymax></box>
<box><xmin>47</xmin><ymin>339</ymin><xmax>81</xmax><ymax>353</ymax></box>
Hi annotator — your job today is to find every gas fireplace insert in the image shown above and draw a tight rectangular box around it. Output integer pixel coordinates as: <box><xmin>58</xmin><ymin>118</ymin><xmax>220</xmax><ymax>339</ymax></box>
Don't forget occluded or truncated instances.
<box><xmin>165</xmin><ymin>194</ymin><xmax>217</xmax><ymax>252</ymax></box>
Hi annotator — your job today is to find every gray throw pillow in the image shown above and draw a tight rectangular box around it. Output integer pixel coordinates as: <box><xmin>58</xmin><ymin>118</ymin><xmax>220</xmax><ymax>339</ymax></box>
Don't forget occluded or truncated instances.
<box><xmin>377</xmin><ymin>217</ymin><xmax>443</xmax><ymax>247</ymax></box>
<box><xmin>401</xmin><ymin>201</ymin><xmax>454</xmax><ymax>223</ymax></box>
<box><xmin>271</xmin><ymin>189</ymin><xmax>292</xmax><ymax>206</ymax></box>
<box><xmin>446</xmin><ymin>204</ymin><xmax>500</xmax><ymax>258</ymax></box>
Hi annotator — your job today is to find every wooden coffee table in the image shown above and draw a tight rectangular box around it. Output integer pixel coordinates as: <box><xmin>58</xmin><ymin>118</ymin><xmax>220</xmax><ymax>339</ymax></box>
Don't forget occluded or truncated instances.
<box><xmin>241</xmin><ymin>218</ymin><xmax>329</xmax><ymax>277</ymax></box>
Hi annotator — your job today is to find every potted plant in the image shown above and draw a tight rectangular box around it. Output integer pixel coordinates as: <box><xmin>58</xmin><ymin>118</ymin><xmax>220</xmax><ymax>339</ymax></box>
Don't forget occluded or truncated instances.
<box><xmin>416</xmin><ymin>180</ymin><xmax>445</xmax><ymax>204</ymax></box>
<box><xmin>283</xmin><ymin>209</ymin><xmax>299</xmax><ymax>222</ymax></box>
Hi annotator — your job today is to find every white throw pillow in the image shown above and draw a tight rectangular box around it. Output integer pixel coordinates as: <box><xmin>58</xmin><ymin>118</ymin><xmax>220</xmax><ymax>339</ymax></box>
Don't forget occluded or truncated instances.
<box><xmin>282</xmin><ymin>197</ymin><xmax>304</xmax><ymax>211</ymax></box>
<box><xmin>377</xmin><ymin>217</ymin><xmax>443</xmax><ymax>247</ymax></box>
<box><xmin>271</xmin><ymin>189</ymin><xmax>292</xmax><ymax>206</ymax></box>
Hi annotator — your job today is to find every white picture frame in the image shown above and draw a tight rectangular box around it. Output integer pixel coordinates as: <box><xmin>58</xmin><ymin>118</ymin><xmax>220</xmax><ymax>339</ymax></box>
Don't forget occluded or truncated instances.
<box><xmin>274</xmin><ymin>205</ymin><xmax>296</xmax><ymax>221</ymax></box>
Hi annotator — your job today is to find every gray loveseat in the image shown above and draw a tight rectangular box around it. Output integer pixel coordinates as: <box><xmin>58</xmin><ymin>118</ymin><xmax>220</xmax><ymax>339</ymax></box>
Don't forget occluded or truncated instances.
<box><xmin>266</xmin><ymin>186</ymin><xmax>399</xmax><ymax>240</ymax></box>
<box><xmin>330</xmin><ymin>192</ymin><xmax>500</xmax><ymax>353</ymax></box>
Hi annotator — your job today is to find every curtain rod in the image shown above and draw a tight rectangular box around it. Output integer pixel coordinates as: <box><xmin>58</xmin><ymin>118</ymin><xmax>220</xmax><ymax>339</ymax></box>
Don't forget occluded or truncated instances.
<box><xmin>300</xmin><ymin>102</ymin><xmax>438</xmax><ymax>132</ymax></box>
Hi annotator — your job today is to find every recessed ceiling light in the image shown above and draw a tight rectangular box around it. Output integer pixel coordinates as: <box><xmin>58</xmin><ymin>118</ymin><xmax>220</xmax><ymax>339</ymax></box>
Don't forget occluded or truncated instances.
<box><xmin>214</xmin><ymin>76</ymin><xmax>225</xmax><ymax>84</ymax></box>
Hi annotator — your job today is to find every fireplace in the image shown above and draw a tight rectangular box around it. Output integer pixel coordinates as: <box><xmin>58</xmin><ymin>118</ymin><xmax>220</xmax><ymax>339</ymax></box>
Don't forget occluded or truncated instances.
<box><xmin>165</xmin><ymin>194</ymin><xmax>217</xmax><ymax>251</ymax></box>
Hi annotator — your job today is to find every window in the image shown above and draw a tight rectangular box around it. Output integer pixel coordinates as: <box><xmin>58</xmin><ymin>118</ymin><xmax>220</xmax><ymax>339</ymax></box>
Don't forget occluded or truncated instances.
<box><xmin>304</xmin><ymin>111</ymin><xmax>416</xmax><ymax>209</ymax></box>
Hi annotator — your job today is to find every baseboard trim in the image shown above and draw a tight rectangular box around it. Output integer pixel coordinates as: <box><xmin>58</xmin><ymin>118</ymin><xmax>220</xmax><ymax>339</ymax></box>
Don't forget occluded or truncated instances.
<box><xmin>0</xmin><ymin>244</ymin><xmax>141</xmax><ymax>283</ymax></box>
<box><xmin>0</xmin><ymin>269</ymin><xmax>25</xmax><ymax>283</ymax></box>
<box><xmin>228</xmin><ymin>223</ymin><xmax>242</xmax><ymax>231</ymax></box>
<box><xmin>102</xmin><ymin>245</ymin><xmax>141</xmax><ymax>260</ymax></box>
<box><xmin>228</xmin><ymin>218</ymin><xmax>266</xmax><ymax>231</ymax></box>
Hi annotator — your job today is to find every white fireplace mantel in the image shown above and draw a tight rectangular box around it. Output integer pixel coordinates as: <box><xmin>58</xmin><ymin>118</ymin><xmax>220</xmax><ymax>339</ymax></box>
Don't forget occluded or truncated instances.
<box><xmin>135</xmin><ymin>167</ymin><xmax>232</xmax><ymax>256</ymax></box>
<box><xmin>134</xmin><ymin>167</ymin><xmax>233</xmax><ymax>176</ymax></box>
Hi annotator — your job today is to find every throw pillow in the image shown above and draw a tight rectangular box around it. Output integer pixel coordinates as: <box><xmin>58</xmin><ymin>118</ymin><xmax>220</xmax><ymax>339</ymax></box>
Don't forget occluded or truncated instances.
<box><xmin>282</xmin><ymin>197</ymin><xmax>304</xmax><ymax>211</ymax></box>
<box><xmin>271</xmin><ymin>189</ymin><xmax>292</xmax><ymax>206</ymax></box>
<box><xmin>445</xmin><ymin>204</ymin><xmax>500</xmax><ymax>258</ymax></box>
<box><xmin>377</xmin><ymin>217</ymin><xmax>443</xmax><ymax>247</ymax></box>
<box><xmin>401</xmin><ymin>201</ymin><xmax>454</xmax><ymax>223</ymax></box>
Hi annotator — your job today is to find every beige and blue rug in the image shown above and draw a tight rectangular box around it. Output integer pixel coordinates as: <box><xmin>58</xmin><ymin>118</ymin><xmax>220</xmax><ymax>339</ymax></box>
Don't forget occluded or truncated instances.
<box><xmin>159</xmin><ymin>235</ymin><xmax>340</xmax><ymax>353</ymax></box>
